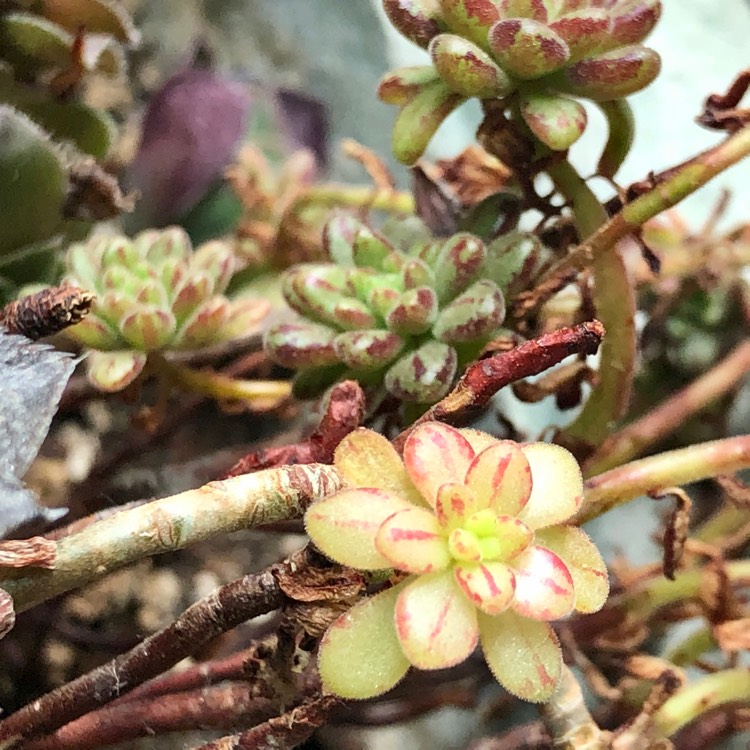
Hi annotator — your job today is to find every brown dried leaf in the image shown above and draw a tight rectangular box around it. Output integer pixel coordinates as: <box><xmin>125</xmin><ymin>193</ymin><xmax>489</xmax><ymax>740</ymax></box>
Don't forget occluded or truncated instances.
<box><xmin>713</xmin><ymin>617</ymin><xmax>750</xmax><ymax>652</ymax></box>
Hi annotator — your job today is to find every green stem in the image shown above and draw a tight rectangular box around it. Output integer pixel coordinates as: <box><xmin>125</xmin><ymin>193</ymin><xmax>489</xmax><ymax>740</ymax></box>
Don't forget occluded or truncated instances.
<box><xmin>577</xmin><ymin>435</ymin><xmax>750</xmax><ymax>523</ymax></box>
<box><xmin>619</xmin><ymin>559</ymin><xmax>750</xmax><ymax>620</ymax></box>
<box><xmin>296</xmin><ymin>184</ymin><xmax>415</xmax><ymax>215</ymax></box>
<box><xmin>653</xmin><ymin>668</ymin><xmax>750</xmax><ymax>737</ymax></box>
<box><xmin>150</xmin><ymin>355</ymin><xmax>291</xmax><ymax>406</ymax></box>
<box><xmin>663</xmin><ymin>626</ymin><xmax>717</xmax><ymax>667</ymax></box>
<box><xmin>535</xmin><ymin>126</ymin><xmax>750</xmax><ymax>299</ymax></box>
<box><xmin>0</xmin><ymin>464</ymin><xmax>343</xmax><ymax>613</ymax></box>
<box><xmin>546</xmin><ymin>159</ymin><xmax>636</xmax><ymax>447</ymax></box>
<box><xmin>596</xmin><ymin>100</ymin><xmax>635</xmax><ymax>180</ymax></box>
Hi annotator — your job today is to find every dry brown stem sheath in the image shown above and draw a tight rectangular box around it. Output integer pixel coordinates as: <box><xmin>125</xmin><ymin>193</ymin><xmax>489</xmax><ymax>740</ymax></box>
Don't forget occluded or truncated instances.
<box><xmin>0</xmin><ymin>537</ymin><xmax>56</xmax><ymax>569</ymax></box>
<box><xmin>0</xmin><ymin>285</ymin><xmax>93</xmax><ymax>340</ymax></box>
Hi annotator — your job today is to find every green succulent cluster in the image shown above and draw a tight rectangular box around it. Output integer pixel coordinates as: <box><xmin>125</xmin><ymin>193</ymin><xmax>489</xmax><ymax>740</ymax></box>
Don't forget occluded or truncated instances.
<box><xmin>64</xmin><ymin>227</ymin><xmax>265</xmax><ymax>392</ymax></box>
<box><xmin>379</xmin><ymin>0</ymin><xmax>661</xmax><ymax>162</ymax></box>
<box><xmin>265</xmin><ymin>215</ymin><xmax>535</xmax><ymax>404</ymax></box>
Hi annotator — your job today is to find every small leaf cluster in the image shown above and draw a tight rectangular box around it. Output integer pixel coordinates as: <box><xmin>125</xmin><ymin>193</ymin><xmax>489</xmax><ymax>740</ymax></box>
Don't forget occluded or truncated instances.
<box><xmin>380</xmin><ymin>0</ymin><xmax>662</xmax><ymax>161</ymax></box>
<box><xmin>64</xmin><ymin>227</ymin><xmax>268</xmax><ymax>392</ymax></box>
<box><xmin>265</xmin><ymin>215</ymin><xmax>534</xmax><ymax>404</ymax></box>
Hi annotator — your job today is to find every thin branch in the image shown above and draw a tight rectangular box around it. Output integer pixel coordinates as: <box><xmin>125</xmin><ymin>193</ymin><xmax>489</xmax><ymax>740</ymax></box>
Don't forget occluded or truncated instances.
<box><xmin>0</xmin><ymin>549</ymin><xmax>315</xmax><ymax>747</ymax></box>
<box><xmin>0</xmin><ymin>463</ymin><xmax>343</xmax><ymax>613</ymax></box>
<box><xmin>392</xmin><ymin>320</ymin><xmax>605</xmax><ymax>451</ymax></box>
<box><xmin>577</xmin><ymin>435</ymin><xmax>750</xmax><ymax>524</ymax></box>
<box><xmin>513</xmin><ymin>125</ymin><xmax>750</xmax><ymax>318</ymax></box>
<box><xmin>584</xmin><ymin>340</ymin><xmax>750</xmax><ymax>475</ymax></box>
<box><xmin>196</xmin><ymin>694</ymin><xmax>339</xmax><ymax>750</ymax></box>
<box><xmin>24</xmin><ymin>685</ymin><xmax>277</xmax><ymax>750</ymax></box>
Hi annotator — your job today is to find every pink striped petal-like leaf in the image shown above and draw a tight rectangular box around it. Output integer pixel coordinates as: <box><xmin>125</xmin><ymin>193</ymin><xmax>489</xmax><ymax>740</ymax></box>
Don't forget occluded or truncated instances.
<box><xmin>376</xmin><ymin>507</ymin><xmax>451</xmax><ymax>573</ymax></box>
<box><xmin>435</xmin><ymin>483</ymin><xmax>479</xmax><ymax>530</ymax></box>
<box><xmin>305</xmin><ymin>488</ymin><xmax>417</xmax><ymax>570</ymax></box>
<box><xmin>447</xmin><ymin>527</ymin><xmax>483</xmax><ymax>562</ymax></box>
<box><xmin>517</xmin><ymin>443</ymin><xmax>582</xmax><ymax>529</ymax></box>
<box><xmin>454</xmin><ymin>561</ymin><xmax>515</xmax><ymax>615</ymax></box>
<box><xmin>479</xmin><ymin>610</ymin><xmax>561</xmax><ymax>702</ymax></box>
<box><xmin>334</xmin><ymin>428</ymin><xmax>426</xmax><ymax>508</ymax></box>
<box><xmin>395</xmin><ymin>571</ymin><xmax>479</xmax><ymax>669</ymax></box>
<box><xmin>404</xmin><ymin>423</ymin><xmax>476</xmax><ymax>506</ymax></box>
<box><xmin>86</xmin><ymin>350</ymin><xmax>146</xmax><ymax>392</ymax></box>
<box><xmin>464</xmin><ymin>442</ymin><xmax>532</xmax><ymax>515</ymax></box>
<box><xmin>318</xmin><ymin>584</ymin><xmax>410</xmax><ymax>699</ymax></box>
<box><xmin>457</xmin><ymin>428</ymin><xmax>500</xmax><ymax>455</ymax></box>
<box><xmin>511</xmin><ymin>545</ymin><xmax>575</xmax><ymax>620</ymax></box>
<box><xmin>473</xmin><ymin>514</ymin><xmax>532</xmax><ymax>561</ymax></box>
<box><xmin>534</xmin><ymin>526</ymin><xmax>609</xmax><ymax>613</ymax></box>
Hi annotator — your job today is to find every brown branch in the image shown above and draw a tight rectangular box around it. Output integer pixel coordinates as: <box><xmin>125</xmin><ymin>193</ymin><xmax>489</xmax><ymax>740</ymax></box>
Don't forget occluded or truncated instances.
<box><xmin>0</xmin><ymin>549</ymin><xmax>319</xmax><ymax>747</ymax></box>
<box><xmin>651</xmin><ymin>488</ymin><xmax>692</xmax><ymax>582</ymax></box>
<box><xmin>393</xmin><ymin>320</ymin><xmax>605</xmax><ymax>451</ymax></box>
<box><xmin>24</xmin><ymin>685</ymin><xmax>277</xmax><ymax>750</ymax></box>
<box><xmin>0</xmin><ymin>588</ymin><xmax>14</xmax><ymax>641</ymax></box>
<box><xmin>0</xmin><ymin>285</ymin><xmax>93</xmax><ymax>340</ymax></box>
<box><xmin>196</xmin><ymin>694</ymin><xmax>339</xmax><ymax>750</ymax></box>
<box><xmin>0</xmin><ymin>537</ymin><xmax>56</xmax><ymax>569</ymax></box>
<box><xmin>225</xmin><ymin>380</ymin><xmax>365</xmax><ymax>477</ymax></box>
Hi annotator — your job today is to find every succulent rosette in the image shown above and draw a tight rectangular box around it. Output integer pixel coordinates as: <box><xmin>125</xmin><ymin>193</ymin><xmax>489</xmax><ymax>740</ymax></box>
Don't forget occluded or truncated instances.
<box><xmin>305</xmin><ymin>422</ymin><xmax>609</xmax><ymax>701</ymax></box>
<box><xmin>264</xmin><ymin>215</ymin><xmax>531</xmax><ymax>404</ymax></box>
<box><xmin>64</xmin><ymin>227</ymin><xmax>268</xmax><ymax>391</ymax></box>
<box><xmin>379</xmin><ymin>0</ymin><xmax>662</xmax><ymax>161</ymax></box>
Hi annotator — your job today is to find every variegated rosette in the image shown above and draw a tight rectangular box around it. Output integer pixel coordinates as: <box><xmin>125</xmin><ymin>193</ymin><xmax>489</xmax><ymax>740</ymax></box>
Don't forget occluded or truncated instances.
<box><xmin>379</xmin><ymin>0</ymin><xmax>662</xmax><ymax>162</ymax></box>
<box><xmin>305</xmin><ymin>422</ymin><xmax>608</xmax><ymax>702</ymax></box>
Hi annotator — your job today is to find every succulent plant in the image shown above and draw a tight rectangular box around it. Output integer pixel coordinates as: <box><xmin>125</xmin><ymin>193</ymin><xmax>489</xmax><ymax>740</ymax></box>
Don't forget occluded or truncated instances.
<box><xmin>305</xmin><ymin>423</ymin><xmax>608</xmax><ymax>701</ymax></box>
<box><xmin>63</xmin><ymin>227</ymin><xmax>269</xmax><ymax>392</ymax></box>
<box><xmin>379</xmin><ymin>0</ymin><xmax>662</xmax><ymax>161</ymax></box>
<box><xmin>264</xmin><ymin>215</ymin><xmax>539</xmax><ymax>405</ymax></box>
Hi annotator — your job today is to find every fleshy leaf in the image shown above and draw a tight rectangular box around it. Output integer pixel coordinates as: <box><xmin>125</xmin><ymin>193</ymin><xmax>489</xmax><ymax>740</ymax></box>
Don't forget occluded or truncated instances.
<box><xmin>554</xmin><ymin>45</ymin><xmax>661</xmax><ymax>101</ymax></box>
<box><xmin>517</xmin><ymin>443</ymin><xmax>582</xmax><ymax>529</ymax></box>
<box><xmin>377</xmin><ymin>65</ymin><xmax>442</xmax><ymax>105</ymax></box>
<box><xmin>534</xmin><ymin>526</ymin><xmax>609</xmax><ymax>613</ymax></box>
<box><xmin>404</xmin><ymin>422</ymin><xmax>476</xmax><ymax>505</ymax></box>
<box><xmin>385</xmin><ymin>287</ymin><xmax>439</xmax><ymax>335</ymax></box>
<box><xmin>264</xmin><ymin>322</ymin><xmax>339</xmax><ymax>369</ymax></box>
<box><xmin>429</xmin><ymin>34</ymin><xmax>512</xmax><ymax>98</ymax></box>
<box><xmin>333</xmin><ymin>428</ymin><xmax>426</xmax><ymax>508</ymax></box>
<box><xmin>606</xmin><ymin>0</ymin><xmax>662</xmax><ymax>48</ymax></box>
<box><xmin>333</xmin><ymin>330</ymin><xmax>404</xmax><ymax>371</ymax></box>
<box><xmin>447</xmin><ymin>527</ymin><xmax>482</xmax><ymax>561</ymax></box>
<box><xmin>520</xmin><ymin>93</ymin><xmax>587</xmax><ymax>151</ymax></box>
<box><xmin>454</xmin><ymin>561</ymin><xmax>515</xmax><ymax>615</ymax></box>
<box><xmin>510</xmin><ymin>545</ymin><xmax>575</xmax><ymax>620</ymax></box>
<box><xmin>376</xmin><ymin>507</ymin><xmax>451</xmax><ymax>573</ymax></box>
<box><xmin>457</xmin><ymin>428</ymin><xmax>500</xmax><ymax>454</ymax></box>
<box><xmin>439</xmin><ymin>0</ymin><xmax>501</xmax><ymax>50</ymax></box>
<box><xmin>488</xmin><ymin>18</ymin><xmax>570</xmax><ymax>80</ymax></box>
<box><xmin>305</xmin><ymin>488</ymin><xmax>417</xmax><ymax>569</ymax></box>
<box><xmin>318</xmin><ymin>584</ymin><xmax>410</xmax><ymax>699</ymax></box>
<box><xmin>383</xmin><ymin>0</ymin><xmax>444</xmax><ymax>48</ymax></box>
<box><xmin>384</xmin><ymin>341</ymin><xmax>457</xmax><ymax>403</ymax></box>
<box><xmin>395</xmin><ymin>571</ymin><xmax>479</xmax><ymax>669</ymax></box>
<box><xmin>391</xmin><ymin>80</ymin><xmax>464</xmax><ymax>165</ymax></box>
<box><xmin>86</xmin><ymin>350</ymin><xmax>146</xmax><ymax>392</ymax></box>
<box><xmin>479</xmin><ymin>609</ymin><xmax>561</xmax><ymax>702</ymax></box>
<box><xmin>497</xmin><ymin>0</ymin><xmax>548</xmax><ymax>22</ymax></box>
<box><xmin>464</xmin><ymin>442</ymin><xmax>532</xmax><ymax>516</ymax></box>
<box><xmin>435</xmin><ymin>482</ymin><xmax>479</xmax><ymax>531</ymax></box>
<box><xmin>433</xmin><ymin>233</ymin><xmax>486</xmax><ymax>304</ymax></box>
<box><xmin>548</xmin><ymin>10</ymin><xmax>611</xmax><ymax>62</ymax></box>
<box><xmin>432</xmin><ymin>279</ymin><xmax>505</xmax><ymax>343</ymax></box>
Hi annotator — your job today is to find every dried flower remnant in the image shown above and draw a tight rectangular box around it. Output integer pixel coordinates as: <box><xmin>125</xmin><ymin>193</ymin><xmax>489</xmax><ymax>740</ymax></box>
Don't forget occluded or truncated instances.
<box><xmin>379</xmin><ymin>0</ymin><xmax>662</xmax><ymax>161</ymax></box>
<box><xmin>63</xmin><ymin>227</ymin><xmax>269</xmax><ymax>392</ymax></box>
<box><xmin>305</xmin><ymin>423</ymin><xmax>608</xmax><ymax>701</ymax></box>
